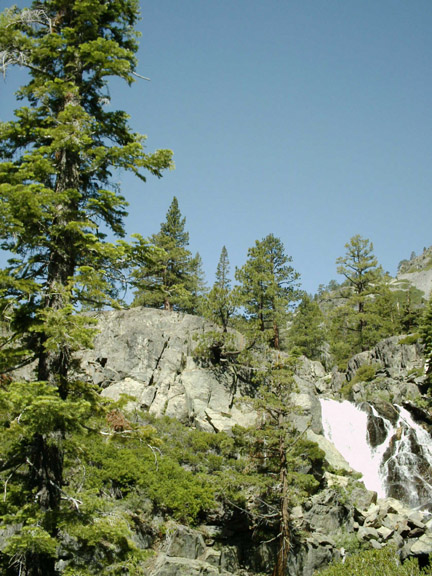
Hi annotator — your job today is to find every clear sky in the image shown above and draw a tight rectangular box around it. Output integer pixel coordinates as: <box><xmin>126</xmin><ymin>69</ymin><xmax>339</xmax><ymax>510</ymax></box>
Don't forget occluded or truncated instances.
<box><xmin>1</xmin><ymin>0</ymin><xmax>432</xmax><ymax>296</ymax></box>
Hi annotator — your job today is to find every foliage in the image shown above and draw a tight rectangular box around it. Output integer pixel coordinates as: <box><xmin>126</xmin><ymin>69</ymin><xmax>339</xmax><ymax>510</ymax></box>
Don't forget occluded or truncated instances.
<box><xmin>328</xmin><ymin>236</ymin><xmax>390</xmax><ymax>366</ymax></box>
<box><xmin>234</xmin><ymin>351</ymin><xmax>324</xmax><ymax>576</ymax></box>
<box><xmin>0</xmin><ymin>1</ymin><xmax>172</xmax><ymax>574</ymax></box>
<box><xmin>351</xmin><ymin>363</ymin><xmax>381</xmax><ymax>384</ymax></box>
<box><xmin>131</xmin><ymin>197</ymin><xmax>200</xmax><ymax>312</ymax></box>
<box><xmin>316</xmin><ymin>545</ymin><xmax>432</xmax><ymax>576</ymax></box>
<box><xmin>202</xmin><ymin>246</ymin><xmax>236</xmax><ymax>331</ymax></box>
<box><xmin>420</xmin><ymin>296</ymin><xmax>432</xmax><ymax>395</ymax></box>
<box><xmin>193</xmin><ymin>329</ymin><xmax>241</xmax><ymax>365</ymax></box>
<box><xmin>235</xmin><ymin>234</ymin><xmax>300</xmax><ymax>349</ymax></box>
<box><xmin>287</xmin><ymin>293</ymin><xmax>326</xmax><ymax>360</ymax></box>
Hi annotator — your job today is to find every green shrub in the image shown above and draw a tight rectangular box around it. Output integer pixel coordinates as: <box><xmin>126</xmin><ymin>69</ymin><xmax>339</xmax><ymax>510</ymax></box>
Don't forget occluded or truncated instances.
<box><xmin>352</xmin><ymin>363</ymin><xmax>380</xmax><ymax>384</ymax></box>
<box><xmin>316</xmin><ymin>546</ymin><xmax>432</xmax><ymax>576</ymax></box>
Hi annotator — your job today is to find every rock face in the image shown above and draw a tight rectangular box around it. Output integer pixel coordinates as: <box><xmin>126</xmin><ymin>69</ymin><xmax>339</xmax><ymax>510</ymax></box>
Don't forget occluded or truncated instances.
<box><xmin>78</xmin><ymin>308</ymin><xmax>253</xmax><ymax>433</ymax></box>
<box><xmin>335</xmin><ymin>336</ymin><xmax>425</xmax><ymax>404</ymax></box>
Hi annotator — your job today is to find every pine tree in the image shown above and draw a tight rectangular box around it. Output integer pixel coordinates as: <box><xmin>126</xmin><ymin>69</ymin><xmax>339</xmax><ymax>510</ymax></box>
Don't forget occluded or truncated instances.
<box><xmin>287</xmin><ymin>294</ymin><xmax>325</xmax><ymax>360</ymax></box>
<box><xmin>0</xmin><ymin>2</ymin><xmax>172</xmax><ymax>574</ymax></box>
<box><xmin>131</xmin><ymin>197</ymin><xmax>196</xmax><ymax>312</ymax></box>
<box><xmin>203</xmin><ymin>246</ymin><xmax>236</xmax><ymax>331</ymax></box>
<box><xmin>188</xmin><ymin>252</ymin><xmax>208</xmax><ymax>315</ymax></box>
<box><xmin>235</xmin><ymin>234</ymin><xmax>300</xmax><ymax>349</ymax></box>
<box><xmin>330</xmin><ymin>235</ymin><xmax>385</xmax><ymax>363</ymax></box>
<box><xmin>420</xmin><ymin>296</ymin><xmax>432</xmax><ymax>394</ymax></box>
<box><xmin>239</xmin><ymin>352</ymin><xmax>323</xmax><ymax>576</ymax></box>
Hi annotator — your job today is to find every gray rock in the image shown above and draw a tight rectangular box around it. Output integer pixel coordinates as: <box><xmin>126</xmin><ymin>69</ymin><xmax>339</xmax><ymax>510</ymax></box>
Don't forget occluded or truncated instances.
<box><xmin>76</xmin><ymin>308</ymin><xmax>254</xmax><ymax>431</ymax></box>
<box><xmin>303</xmin><ymin>540</ymin><xmax>334</xmax><ymax>576</ymax></box>
<box><xmin>220</xmin><ymin>546</ymin><xmax>240</xmax><ymax>572</ymax></box>
<box><xmin>357</xmin><ymin>526</ymin><xmax>380</xmax><ymax>542</ymax></box>
<box><xmin>410</xmin><ymin>533</ymin><xmax>432</xmax><ymax>555</ymax></box>
<box><xmin>305</xmin><ymin>490</ymin><xmax>353</xmax><ymax>533</ymax></box>
<box><xmin>165</xmin><ymin>526</ymin><xmax>206</xmax><ymax>560</ymax></box>
<box><xmin>150</xmin><ymin>556</ymin><xmax>218</xmax><ymax>576</ymax></box>
<box><xmin>377</xmin><ymin>526</ymin><xmax>394</xmax><ymax>541</ymax></box>
<box><xmin>307</xmin><ymin>432</ymin><xmax>352</xmax><ymax>473</ymax></box>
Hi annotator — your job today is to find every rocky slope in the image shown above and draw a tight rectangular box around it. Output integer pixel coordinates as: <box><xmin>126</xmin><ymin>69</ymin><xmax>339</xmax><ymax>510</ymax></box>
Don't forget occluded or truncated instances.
<box><xmin>57</xmin><ymin>308</ymin><xmax>431</xmax><ymax>576</ymax></box>
<box><xmin>15</xmin><ymin>307</ymin><xmax>431</xmax><ymax>574</ymax></box>
<box><xmin>393</xmin><ymin>246</ymin><xmax>432</xmax><ymax>298</ymax></box>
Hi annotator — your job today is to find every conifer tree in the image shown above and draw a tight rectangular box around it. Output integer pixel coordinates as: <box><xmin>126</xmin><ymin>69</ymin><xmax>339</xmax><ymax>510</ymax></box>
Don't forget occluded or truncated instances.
<box><xmin>203</xmin><ymin>246</ymin><xmax>236</xmax><ymax>331</ymax></box>
<box><xmin>235</xmin><ymin>234</ymin><xmax>300</xmax><ymax>349</ymax></box>
<box><xmin>239</xmin><ymin>352</ymin><xmax>323</xmax><ymax>576</ymax></box>
<box><xmin>0</xmin><ymin>2</ymin><xmax>172</xmax><ymax>574</ymax></box>
<box><xmin>330</xmin><ymin>235</ymin><xmax>385</xmax><ymax>363</ymax></box>
<box><xmin>287</xmin><ymin>294</ymin><xmax>325</xmax><ymax>360</ymax></box>
<box><xmin>131</xmin><ymin>197</ymin><xmax>196</xmax><ymax>312</ymax></box>
<box><xmin>188</xmin><ymin>251</ymin><xmax>208</xmax><ymax>314</ymax></box>
<box><xmin>420</xmin><ymin>296</ymin><xmax>432</xmax><ymax>395</ymax></box>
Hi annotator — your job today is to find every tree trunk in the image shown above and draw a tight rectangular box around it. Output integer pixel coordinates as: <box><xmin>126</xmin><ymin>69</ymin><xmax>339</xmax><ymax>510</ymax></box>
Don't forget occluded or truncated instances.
<box><xmin>272</xmin><ymin>421</ymin><xmax>290</xmax><ymax>576</ymax></box>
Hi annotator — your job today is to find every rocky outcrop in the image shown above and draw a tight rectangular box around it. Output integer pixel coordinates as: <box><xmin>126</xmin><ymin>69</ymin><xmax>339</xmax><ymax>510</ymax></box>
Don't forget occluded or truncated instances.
<box><xmin>331</xmin><ymin>336</ymin><xmax>425</xmax><ymax>403</ymax></box>
<box><xmin>75</xmin><ymin>308</ymin><xmax>253</xmax><ymax>433</ymax></box>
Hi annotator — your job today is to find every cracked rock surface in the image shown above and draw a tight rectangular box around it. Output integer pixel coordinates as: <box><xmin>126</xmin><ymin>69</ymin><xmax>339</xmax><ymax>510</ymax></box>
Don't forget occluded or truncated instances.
<box><xmin>77</xmin><ymin>308</ymin><xmax>253</xmax><ymax>432</ymax></box>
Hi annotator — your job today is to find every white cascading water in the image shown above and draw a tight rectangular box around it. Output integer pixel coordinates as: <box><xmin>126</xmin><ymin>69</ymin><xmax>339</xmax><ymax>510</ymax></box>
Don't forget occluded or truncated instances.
<box><xmin>320</xmin><ymin>398</ymin><xmax>432</xmax><ymax>510</ymax></box>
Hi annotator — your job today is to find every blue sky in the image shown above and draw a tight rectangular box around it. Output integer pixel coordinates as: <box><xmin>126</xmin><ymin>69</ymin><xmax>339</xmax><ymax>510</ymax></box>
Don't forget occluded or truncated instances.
<box><xmin>1</xmin><ymin>0</ymin><xmax>432</xmax><ymax>296</ymax></box>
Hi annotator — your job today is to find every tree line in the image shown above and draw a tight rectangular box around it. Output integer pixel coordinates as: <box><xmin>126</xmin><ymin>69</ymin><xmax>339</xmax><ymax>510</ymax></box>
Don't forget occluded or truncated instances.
<box><xmin>130</xmin><ymin>198</ymin><xmax>426</xmax><ymax>368</ymax></box>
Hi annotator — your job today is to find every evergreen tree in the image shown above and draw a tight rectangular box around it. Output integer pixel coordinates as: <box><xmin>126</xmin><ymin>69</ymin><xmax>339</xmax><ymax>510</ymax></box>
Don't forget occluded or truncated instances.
<box><xmin>239</xmin><ymin>352</ymin><xmax>323</xmax><ymax>576</ymax></box>
<box><xmin>287</xmin><ymin>294</ymin><xmax>325</xmax><ymax>360</ymax></box>
<box><xmin>330</xmin><ymin>235</ymin><xmax>385</xmax><ymax>364</ymax></box>
<box><xmin>235</xmin><ymin>234</ymin><xmax>300</xmax><ymax>349</ymax></box>
<box><xmin>0</xmin><ymin>2</ymin><xmax>172</xmax><ymax>574</ymax></box>
<box><xmin>203</xmin><ymin>246</ymin><xmax>236</xmax><ymax>331</ymax></box>
<box><xmin>131</xmin><ymin>197</ymin><xmax>196</xmax><ymax>312</ymax></box>
<box><xmin>188</xmin><ymin>251</ymin><xmax>208</xmax><ymax>315</ymax></box>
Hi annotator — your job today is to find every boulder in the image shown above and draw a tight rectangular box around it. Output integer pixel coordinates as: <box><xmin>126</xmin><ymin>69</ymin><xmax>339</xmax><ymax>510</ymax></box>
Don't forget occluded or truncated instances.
<box><xmin>165</xmin><ymin>526</ymin><xmax>206</xmax><ymax>559</ymax></box>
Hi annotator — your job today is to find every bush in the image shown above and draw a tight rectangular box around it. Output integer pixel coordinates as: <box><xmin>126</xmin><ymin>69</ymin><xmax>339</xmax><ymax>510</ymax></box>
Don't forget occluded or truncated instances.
<box><xmin>316</xmin><ymin>546</ymin><xmax>432</xmax><ymax>576</ymax></box>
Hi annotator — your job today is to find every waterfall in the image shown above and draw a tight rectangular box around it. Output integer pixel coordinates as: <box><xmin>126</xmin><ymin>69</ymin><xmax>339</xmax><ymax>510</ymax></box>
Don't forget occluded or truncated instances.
<box><xmin>320</xmin><ymin>398</ymin><xmax>432</xmax><ymax>511</ymax></box>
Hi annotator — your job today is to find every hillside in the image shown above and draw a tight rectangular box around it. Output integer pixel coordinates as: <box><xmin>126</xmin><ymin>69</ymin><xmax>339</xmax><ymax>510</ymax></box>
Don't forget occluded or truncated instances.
<box><xmin>393</xmin><ymin>247</ymin><xmax>432</xmax><ymax>298</ymax></box>
<box><xmin>6</xmin><ymin>308</ymin><xmax>432</xmax><ymax>576</ymax></box>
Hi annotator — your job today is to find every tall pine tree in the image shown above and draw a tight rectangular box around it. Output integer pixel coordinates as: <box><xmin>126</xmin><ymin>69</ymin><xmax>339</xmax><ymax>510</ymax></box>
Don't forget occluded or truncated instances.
<box><xmin>235</xmin><ymin>234</ymin><xmax>300</xmax><ymax>349</ymax></box>
<box><xmin>329</xmin><ymin>235</ymin><xmax>385</xmax><ymax>364</ymax></box>
<box><xmin>131</xmin><ymin>197</ymin><xmax>197</xmax><ymax>312</ymax></box>
<box><xmin>0</xmin><ymin>2</ymin><xmax>172</xmax><ymax>574</ymax></box>
<box><xmin>203</xmin><ymin>246</ymin><xmax>236</xmax><ymax>331</ymax></box>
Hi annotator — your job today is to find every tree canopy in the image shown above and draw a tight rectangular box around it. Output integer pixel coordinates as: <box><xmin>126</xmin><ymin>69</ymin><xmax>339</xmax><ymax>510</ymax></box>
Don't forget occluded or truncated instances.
<box><xmin>131</xmin><ymin>197</ymin><xmax>199</xmax><ymax>312</ymax></box>
<box><xmin>0</xmin><ymin>1</ymin><xmax>172</xmax><ymax>574</ymax></box>
<box><xmin>235</xmin><ymin>234</ymin><xmax>300</xmax><ymax>349</ymax></box>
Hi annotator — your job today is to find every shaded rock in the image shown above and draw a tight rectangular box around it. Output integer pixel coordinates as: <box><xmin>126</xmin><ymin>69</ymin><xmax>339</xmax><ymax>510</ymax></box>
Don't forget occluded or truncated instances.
<box><xmin>220</xmin><ymin>546</ymin><xmax>240</xmax><ymax>572</ymax></box>
<box><xmin>302</xmin><ymin>539</ymin><xmax>334</xmax><ymax>576</ymax></box>
<box><xmin>307</xmin><ymin>431</ymin><xmax>352</xmax><ymax>473</ymax></box>
<box><xmin>305</xmin><ymin>489</ymin><xmax>353</xmax><ymax>533</ymax></box>
<box><xmin>357</xmin><ymin>526</ymin><xmax>380</xmax><ymax>542</ymax></box>
<box><xmin>165</xmin><ymin>526</ymin><xmax>205</xmax><ymax>559</ymax></box>
<box><xmin>150</xmin><ymin>556</ymin><xmax>221</xmax><ymax>576</ymax></box>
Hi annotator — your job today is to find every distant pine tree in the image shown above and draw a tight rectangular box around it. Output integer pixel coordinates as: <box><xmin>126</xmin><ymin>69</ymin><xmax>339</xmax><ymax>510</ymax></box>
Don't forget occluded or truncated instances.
<box><xmin>203</xmin><ymin>246</ymin><xmax>236</xmax><ymax>331</ymax></box>
<box><xmin>131</xmin><ymin>197</ymin><xmax>197</xmax><ymax>312</ymax></box>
